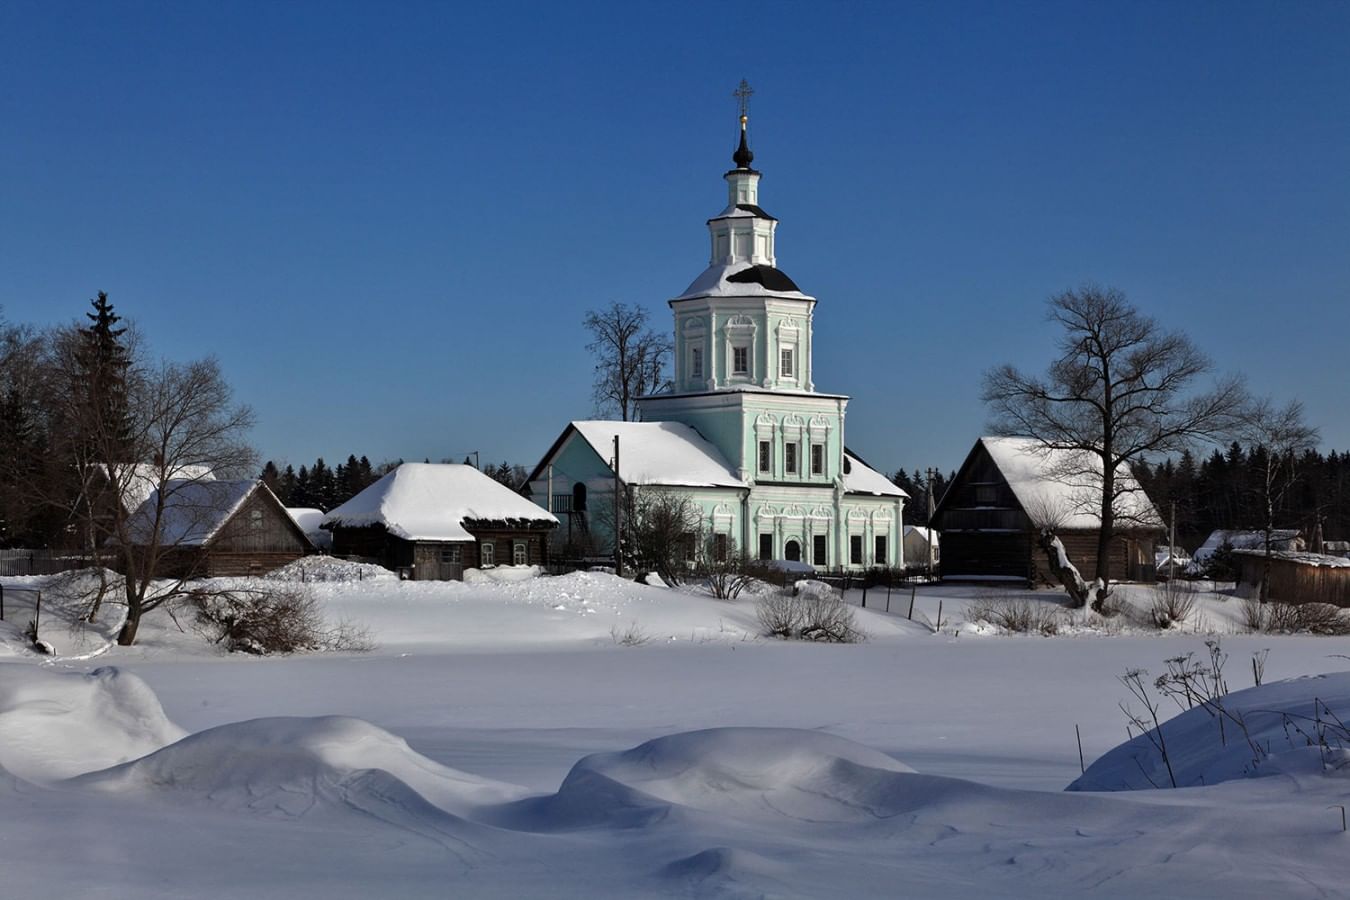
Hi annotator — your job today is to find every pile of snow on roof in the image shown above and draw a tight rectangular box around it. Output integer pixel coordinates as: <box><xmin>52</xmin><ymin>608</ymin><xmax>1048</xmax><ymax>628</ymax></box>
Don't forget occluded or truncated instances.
<box><xmin>126</xmin><ymin>479</ymin><xmax>259</xmax><ymax>546</ymax></box>
<box><xmin>981</xmin><ymin>437</ymin><xmax>1163</xmax><ymax>529</ymax></box>
<box><xmin>570</xmin><ymin>421</ymin><xmax>746</xmax><ymax>488</ymax></box>
<box><xmin>323</xmin><ymin>463</ymin><xmax>557</xmax><ymax>542</ymax></box>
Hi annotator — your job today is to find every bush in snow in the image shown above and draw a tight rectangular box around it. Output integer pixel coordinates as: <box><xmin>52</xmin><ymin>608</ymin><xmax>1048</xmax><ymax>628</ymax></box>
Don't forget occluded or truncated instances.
<box><xmin>964</xmin><ymin>592</ymin><xmax>1062</xmax><ymax>635</ymax></box>
<box><xmin>698</xmin><ymin>537</ymin><xmax>756</xmax><ymax>600</ymax></box>
<box><xmin>191</xmin><ymin>585</ymin><xmax>373</xmax><ymax>655</ymax></box>
<box><xmin>1264</xmin><ymin>601</ymin><xmax>1350</xmax><ymax>635</ymax></box>
<box><xmin>1148</xmin><ymin>581</ymin><xmax>1199</xmax><ymax>629</ymax></box>
<box><xmin>756</xmin><ymin>590</ymin><xmax>862</xmax><ymax>643</ymax></box>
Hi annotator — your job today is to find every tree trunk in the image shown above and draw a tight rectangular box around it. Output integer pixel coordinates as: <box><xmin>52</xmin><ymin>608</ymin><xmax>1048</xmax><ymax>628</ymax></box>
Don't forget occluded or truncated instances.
<box><xmin>1095</xmin><ymin>457</ymin><xmax>1114</xmax><ymax>601</ymax></box>
<box><xmin>1038</xmin><ymin>529</ymin><xmax>1091</xmax><ymax>608</ymax></box>
<box><xmin>117</xmin><ymin>606</ymin><xmax>140</xmax><ymax>645</ymax></box>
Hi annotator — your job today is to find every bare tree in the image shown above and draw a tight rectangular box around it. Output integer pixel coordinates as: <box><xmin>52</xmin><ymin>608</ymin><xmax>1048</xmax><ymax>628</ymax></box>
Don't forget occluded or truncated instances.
<box><xmin>983</xmin><ymin>285</ymin><xmax>1245</xmax><ymax>606</ymax></box>
<box><xmin>583</xmin><ymin>303</ymin><xmax>672</xmax><ymax>421</ymax></box>
<box><xmin>103</xmin><ymin>358</ymin><xmax>256</xmax><ymax>644</ymax></box>
<box><xmin>1238</xmin><ymin>398</ymin><xmax>1318</xmax><ymax>603</ymax></box>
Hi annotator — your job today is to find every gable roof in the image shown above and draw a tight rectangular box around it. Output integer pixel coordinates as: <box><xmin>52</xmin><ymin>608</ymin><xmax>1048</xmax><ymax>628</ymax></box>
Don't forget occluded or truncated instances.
<box><xmin>322</xmin><ymin>463</ymin><xmax>558</xmax><ymax>542</ymax></box>
<box><xmin>1196</xmin><ymin>529</ymin><xmax>1303</xmax><ymax>561</ymax></box>
<box><xmin>938</xmin><ymin>436</ymin><xmax>1164</xmax><ymax>530</ymax></box>
<box><xmin>126</xmin><ymin>479</ymin><xmax>262</xmax><ymax>547</ymax></box>
<box><xmin>531</xmin><ymin>421</ymin><xmax>747</xmax><ymax>490</ymax></box>
<box><xmin>843</xmin><ymin>450</ymin><xmax>906</xmax><ymax>498</ymax></box>
<box><xmin>98</xmin><ymin>462</ymin><xmax>215</xmax><ymax>513</ymax></box>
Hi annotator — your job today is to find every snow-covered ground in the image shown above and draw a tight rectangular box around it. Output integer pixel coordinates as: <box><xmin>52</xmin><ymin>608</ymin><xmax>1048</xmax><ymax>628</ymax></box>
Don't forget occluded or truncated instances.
<box><xmin>2</xmin><ymin>567</ymin><xmax>1349</xmax><ymax>898</ymax></box>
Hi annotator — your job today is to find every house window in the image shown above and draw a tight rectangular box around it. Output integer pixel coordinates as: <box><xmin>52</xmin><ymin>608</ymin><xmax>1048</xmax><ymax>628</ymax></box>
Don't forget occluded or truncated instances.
<box><xmin>691</xmin><ymin>347</ymin><xmax>703</xmax><ymax>379</ymax></box>
<box><xmin>780</xmin><ymin>347</ymin><xmax>795</xmax><ymax>378</ymax></box>
<box><xmin>850</xmin><ymin>535</ymin><xmax>863</xmax><ymax>566</ymax></box>
<box><xmin>732</xmin><ymin>345</ymin><xmax>749</xmax><ymax>375</ymax></box>
<box><xmin>480</xmin><ymin>542</ymin><xmax>495</xmax><ymax>566</ymax></box>
<box><xmin>811</xmin><ymin>443</ymin><xmax>824</xmax><ymax>476</ymax></box>
<box><xmin>813</xmin><ymin>534</ymin><xmax>827</xmax><ymax>566</ymax></box>
<box><xmin>759</xmin><ymin>533</ymin><xmax>773</xmax><ymax>560</ymax></box>
<box><xmin>785</xmin><ymin>442</ymin><xmax>799</xmax><ymax>475</ymax></box>
<box><xmin>682</xmin><ymin>534</ymin><xmax>696</xmax><ymax>562</ymax></box>
<box><xmin>714</xmin><ymin>533</ymin><xmax>728</xmax><ymax>562</ymax></box>
<box><xmin>513</xmin><ymin>541</ymin><xmax>528</xmax><ymax>566</ymax></box>
<box><xmin>249</xmin><ymin>509</ymin><xmax>264</xmax><ymax>530</ymax></box>
<box><xmin>758</xmin><ymin>440</ymin><xmax>771</xmax><ymax>473</ymax></box>
<box><xmin>440</xmin><ymin>546</ymin><xmax>462</xmax><ymax>564</ymax></box>
<box><xmin>875</xmin><ymin>535</ymin><xmax>887</xmax><ymax>567</ymax></box>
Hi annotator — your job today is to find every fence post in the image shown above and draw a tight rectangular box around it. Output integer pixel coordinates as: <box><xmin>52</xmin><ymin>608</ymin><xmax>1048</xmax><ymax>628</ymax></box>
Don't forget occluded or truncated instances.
<box><xmin>0</xmin><ymin>582</ymin><xmax>4</xmax><ymax>620</ymax></box>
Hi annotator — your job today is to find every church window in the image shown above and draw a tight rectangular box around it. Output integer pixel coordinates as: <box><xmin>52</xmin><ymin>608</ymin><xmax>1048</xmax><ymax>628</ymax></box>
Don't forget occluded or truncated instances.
<box><xmin>714</xmin><ymin>533</ymin><xmax>728</xmax><ymax>562</ymax></box>
<box><xmin>733</xmin><ymin>346</ymin><xmax>749</xmax><ymax>375</ymax></box>
<box><xmin>780</xmin><ymin>347</ymin><xmax>794</xmax><ymax>378</ymax></box>
<box><xmin>759</xmin><ymin>533</ymin><xmax>773</xmax><ymax>560</ymax></box>
<box><xmin>758</xmin><ymin>440</ymin><xmax>771</xmax><ymax>473</ymax></box>
<box><xmin>810</xmin><ymin>443</ymin><xmax>824</xmax><ymax>476</ymax></box>
<box><xmin>874</xmin><ymin>535</ymin><xmax>887</xmax><ymax>567</ymax></box>
<box><xmin>813</xmin><ymin>534</ymin><xmax>827</xmax><ymax>566</ymax></box>
<box><xmin>785</xmin><ymin>442</ymin><xmax>799</xmax><ymax>475</ymax></box>
<box><xmin>691</xmin><ymin>347</ymin><xmax>703</xmax><ymax>379</ymax></box>
<box><xmin>850</xmin><ymin>535</ymin><xmax>863</xmax><ymax>566</ymax></box>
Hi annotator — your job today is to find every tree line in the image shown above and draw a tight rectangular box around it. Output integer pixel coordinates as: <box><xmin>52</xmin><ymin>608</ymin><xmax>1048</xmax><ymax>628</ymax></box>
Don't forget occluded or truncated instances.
<box><xmin>257</xmin><ymin>456</ymin><xmax>529</xmax><ymax>512</ymax></box>
<box><xmin>1135</xmin><ymin>443</ymin><xmax>1350</xmax><ymax>549</ymax></box>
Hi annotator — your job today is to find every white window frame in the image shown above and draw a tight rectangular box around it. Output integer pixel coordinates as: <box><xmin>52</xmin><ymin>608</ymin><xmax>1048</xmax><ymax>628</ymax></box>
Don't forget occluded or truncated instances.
<box><xmin>480</xmin><ymin>541</ymin><xmax>495</xmax><ymax>567</ymax></box>
<box><xmin>690</xmin><ymin>346</ymin><xmax>703</xmax><ymax>379</ymax></box>
<box><xmin>785</xmin><ymin>442</ymin><xmax>799</xmax><ymax>475</ymax></box>
<box><xmin>512</xmin><ymin>540</ymin><xmax>528</xmax><ymax>566</ymax></box>
<box><xmin>780</xmin><ymin>346</ymin><xmax>795</xmax><ymax>378</ymax></box>
<box><xmin>810</xmin><ymin>443</ymin><xmax>824</xmax><ymax>476</ymax></box>
<box><xmin>758</xmin><ymin>440</ymin><xmax>772</xmax><ymax>473</ymax></box>
<box><xmin>732</xmin><ymin>345</ymin><xmax>749</xmax><ymax>376</ymax></box>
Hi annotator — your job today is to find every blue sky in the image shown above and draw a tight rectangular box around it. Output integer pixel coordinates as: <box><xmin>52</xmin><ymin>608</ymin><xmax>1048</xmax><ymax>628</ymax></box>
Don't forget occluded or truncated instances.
<box><xmin>2</xmin><ymin>1</ymin><xmax>1347</xmax><ymax>477</ymax></box>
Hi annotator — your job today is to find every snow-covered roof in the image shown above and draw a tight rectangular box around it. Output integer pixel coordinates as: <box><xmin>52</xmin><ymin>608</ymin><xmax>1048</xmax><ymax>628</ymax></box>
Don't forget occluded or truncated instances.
<box><xmin>979</xmin><ymin>437</ymin><xmax>1164</xmax><ymax>530</ymax></box>
<box><xmin>285</xmin><ymin>508</ymin><xmax>326</xmax><ymax>535</ymax></box>
<box><xmin>1230</xmin><ymin>549</ymin><xmax>1350</xmax><ymax>569</ymax></box>
<box><xmin>1195</xmin><ymin>529</ymin><xmax>1303</xmax><ymax>561</ymax></box>
<box><xmin>99</xmin><ymin>463</ymin><xmax>215</xmax><ymax>512</ymax></box>
<box><xmin>569</xmin><ymin>421</ymin><xmax>747</xmax><ymax>489</ymax></box>
<box><xmin>843</xmin><ymin>452</ymin><xmax>906</xmax><ymax>498</ymax></box>
<box><xmin>126</xmin><ymin>479</ymin><xmax>258</xmax><ymax>547</ymax></box>
<box><xmin>322</xmin><ymin>464</ymin><xmax>558</xmax><ymax>543</ymax></box>
<box><xmin>674</xmin><ymin>263</ymin><xmax>815</xmax><ymax>302</ymax></box>
<box><xmin>903</xmin><ymin>525</ymin><xmax>938</xmax><ymax>544</ymax></box>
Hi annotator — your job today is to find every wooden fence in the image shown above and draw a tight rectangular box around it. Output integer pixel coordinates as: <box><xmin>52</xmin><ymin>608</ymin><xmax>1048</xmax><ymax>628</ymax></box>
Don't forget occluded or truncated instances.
<box><xmin>0</xmin><ymin>549</ymin><xmax>95</xmax><ymax>577</ymax></box>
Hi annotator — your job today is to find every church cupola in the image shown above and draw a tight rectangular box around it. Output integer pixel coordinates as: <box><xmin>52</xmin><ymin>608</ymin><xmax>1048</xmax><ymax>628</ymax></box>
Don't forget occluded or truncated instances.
<box><xmin>710</xmin><ymin>82</ymin><xmax>777</xmax><ymax>268</ymax></box>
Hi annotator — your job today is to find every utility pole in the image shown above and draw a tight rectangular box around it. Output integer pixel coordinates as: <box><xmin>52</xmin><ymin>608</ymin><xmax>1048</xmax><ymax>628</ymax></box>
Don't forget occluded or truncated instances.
<box><xmin>613</xmin><ymin>435</ymin><xmax>623</xmax><ymax>578</ymax></box>
<box><xmin>1169</xmin><ymin>500</ymin><xmax>1177</xmax><ymax>581</ymax></box>
<box><xmin>926</xmin><ymin>467</ymin><xmax>937</xmax><ymax>577</ymax></box>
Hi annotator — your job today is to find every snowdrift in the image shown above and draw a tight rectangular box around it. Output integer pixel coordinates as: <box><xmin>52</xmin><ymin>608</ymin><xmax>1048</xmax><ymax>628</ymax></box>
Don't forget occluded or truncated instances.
<box><xmin>0</xmin><ymin>665</ymin><xmax>186</xmax><ymax>782</ymax></box>
<box><xmin>1070</xmin><ymin>672</ymin><xmax>1350</xmax><ymax>791</ymax></box>
<box><xmin>75</xmin><ymin>714</ymin><xmax>530</xmax><ymax>821</ymax></box>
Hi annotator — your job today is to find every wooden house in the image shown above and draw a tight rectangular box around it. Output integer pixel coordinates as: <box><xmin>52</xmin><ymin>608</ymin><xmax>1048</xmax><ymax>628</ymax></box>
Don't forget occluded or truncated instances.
<box><xmin>1234</xmin><ymin>550</ymin><xmax>1350</xmax><ymax>607</ymax></box>
<box><xmin>127</xmin><ymin>479</ymin><xmax>313</xmax><ymax>578</ymax></box>
<box><xmin>322</xmin><ymin>463</ymin><xmax>558</xmax><ymax>580</ymax></box>
<box><xmin>930</xmin><ymin>437</ymin><xmax>1164</xmax><ymax>585</ymax></box>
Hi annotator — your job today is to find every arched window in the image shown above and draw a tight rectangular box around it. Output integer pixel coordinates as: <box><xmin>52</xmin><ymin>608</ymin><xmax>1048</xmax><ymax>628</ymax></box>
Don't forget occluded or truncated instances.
<box><xmin>785</xmin><ymin>540</ymin><xmax>801</xmax><ymax>562</ymax></box>
<box><xmin>572</xmin><ymin>482</ymin><xmax>587</xmax><ymax>512</ymax></box>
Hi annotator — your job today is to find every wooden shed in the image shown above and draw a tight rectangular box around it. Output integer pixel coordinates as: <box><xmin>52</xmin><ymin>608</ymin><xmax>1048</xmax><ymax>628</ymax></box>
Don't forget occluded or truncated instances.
<box><xmin>322</xmin><ymin>463</ymin><xmax>558</xmax><ymax>580</ymax></box>
<box><xmin>127</xmin><ymin>479</ymin><xmax>313</xmax><ymax>578</ymax></box>
<box><xmin>1234</xmin><ymin>550</ymin><xmax>1350</xmax><ymax>607</ymax></box>
<box><xmin>931</xmin><ymin>437</ymin><xmax>1163</xmax><ymax>585</ymax></box>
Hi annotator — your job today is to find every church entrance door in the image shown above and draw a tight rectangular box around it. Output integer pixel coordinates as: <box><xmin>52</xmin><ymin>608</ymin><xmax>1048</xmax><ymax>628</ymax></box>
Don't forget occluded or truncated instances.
<box><xmin>784</xmin><ymin>540</ymin><xmax>801</xmax><ymax>562</ymax></box>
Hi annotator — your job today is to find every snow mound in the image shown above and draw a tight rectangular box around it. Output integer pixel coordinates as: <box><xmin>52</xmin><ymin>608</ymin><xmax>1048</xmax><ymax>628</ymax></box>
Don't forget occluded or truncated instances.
<box><xmin>75</xmin><ymin>715</ymin><xmax>530</xmax><ymax>821</ymax></box>
<box><xmin>1070</xmin><ymin>672</ymin><xmax>1350</xmax><ymax>791</ymax></box>
<box><xmin>659</xmin><ymin>846</ymin><xmax>793</xmax><ymax>895</ymax></box>
<box><xmin>265</xmin><ymin>556</ymin><xmax>395</xmax><ymax>583</ymax></box>
<box><xmin>463</xmin><ymin>565</ymin><xmax>541</xmax><ymax>584</ymax></box>
<box><xmin>514</xmin><ymin>728</ymin><xmax>919</xmax><ymax>829</ymax></box>
<box><xmin>0</xmin><ymin>665</ymin><xmax>186</xmax><ymax>783</ymax></box>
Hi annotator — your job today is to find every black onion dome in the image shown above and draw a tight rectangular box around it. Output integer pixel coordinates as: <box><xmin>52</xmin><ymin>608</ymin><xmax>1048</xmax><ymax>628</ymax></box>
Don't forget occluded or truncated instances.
<box><xmin>726</xmin><ymin>265</ymin><xmax>801</xmax><ymax>292</ymax></box>
<box><xmin>733</xmin><ymin>127</ymin><xmax>754</xmax><ymax>169</ymax></box>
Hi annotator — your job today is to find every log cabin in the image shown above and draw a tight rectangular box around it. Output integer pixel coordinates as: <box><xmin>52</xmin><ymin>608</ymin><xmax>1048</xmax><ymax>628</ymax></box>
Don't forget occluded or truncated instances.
<box><xmin>931</xmin><ymin>437</ymin><xmax>1164</xmax><ymax>585</ymax></box>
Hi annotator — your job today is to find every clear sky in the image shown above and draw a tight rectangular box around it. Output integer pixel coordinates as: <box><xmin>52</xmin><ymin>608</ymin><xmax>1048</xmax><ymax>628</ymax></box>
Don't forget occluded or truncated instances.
<box><xmin>2</xmin><ymin>1</ymin><xmax>1347</xmax><ymax>477</ymax></box>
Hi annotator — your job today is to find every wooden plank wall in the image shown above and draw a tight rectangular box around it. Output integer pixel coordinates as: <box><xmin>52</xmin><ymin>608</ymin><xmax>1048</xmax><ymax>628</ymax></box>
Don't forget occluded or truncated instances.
<box><xmin>1237</xmin><ymin>555</ymin><xmax>1350</xmax><ymax>607</ymax></box>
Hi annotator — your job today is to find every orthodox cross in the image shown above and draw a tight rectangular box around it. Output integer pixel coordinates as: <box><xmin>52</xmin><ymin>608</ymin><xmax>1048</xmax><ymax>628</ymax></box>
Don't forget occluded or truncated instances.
<box><xmin>733</xmin><ymin>79</ymin><xmax>754</xmax><ymax>121</ymax></box>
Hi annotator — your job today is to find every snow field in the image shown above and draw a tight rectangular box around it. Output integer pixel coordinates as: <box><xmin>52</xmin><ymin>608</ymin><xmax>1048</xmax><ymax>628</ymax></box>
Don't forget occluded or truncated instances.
<box><xmin>3</xmin><ymin>570</ymin><xmax>1350</xmax><ymax>897</ymax></box>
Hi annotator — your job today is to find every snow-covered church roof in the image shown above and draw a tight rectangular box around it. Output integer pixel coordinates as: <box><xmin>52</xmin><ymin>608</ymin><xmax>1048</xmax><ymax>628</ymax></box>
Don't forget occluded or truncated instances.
<box><xmin>322</xmin><ymin>464</ymin><xmax>558</xmax><ymax>543</ymax></box>
<box><xmin>843</xmin><ymin>451</ymin><xmax>907</xmax><ymax>498</ymax></box>
<box><xmin>567</xmin><ymin>421</ymin><xmax>747</xmax><ymax>488</ymax></box>
<box><xmin>979</xmin><ymin>436</ymin><xmax>1164</xmax><ymax>530</ymax></box>
<box><xmin>674</xmin><ymin>262</ymin><xmax>815</xmax><ymax>303</ymax></box>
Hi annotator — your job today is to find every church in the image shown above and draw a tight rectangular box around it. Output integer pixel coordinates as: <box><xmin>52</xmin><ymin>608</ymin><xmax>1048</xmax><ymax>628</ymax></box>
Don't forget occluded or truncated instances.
<box><xmin>526</xmin><ymin>91</ymin><xmax>906</xmax><ymax>570</ymax></box>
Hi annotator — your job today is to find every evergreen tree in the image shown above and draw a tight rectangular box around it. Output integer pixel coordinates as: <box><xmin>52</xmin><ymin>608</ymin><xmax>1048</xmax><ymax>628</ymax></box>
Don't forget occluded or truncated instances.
<box><xmin>72</xmin><ymin>292</ymin><xmax>134</xmax><ymax>464</ymax></box>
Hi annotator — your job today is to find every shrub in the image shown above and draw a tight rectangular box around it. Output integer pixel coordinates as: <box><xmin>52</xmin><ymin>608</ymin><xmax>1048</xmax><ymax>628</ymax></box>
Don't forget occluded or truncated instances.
<box><xmin>191</xmin><ymin>585</ymin><xmax>373</xmax><ymax>654</ymax></box>
<box><xmin>609</xmin><ymin>622</ymin><xmax>652</xmax><ymax>646</ymax></box>
<box><xmin>1148</xmin><ymin>581</ymin><xmax>1199</xmax><ymax>629</ymax></box>
<box><xmin>1239</xmin><ymin>595</ymin><xmax>1266</xmax><ymax>632</ymax></box>
<box><xmin>754</xmin><ymin>590</ymin><xmax>862</xmax><ymax>643</ymax></box>
<box><xmin>1264</xmin><ymin>601</ymin><xmax>1350</xmax><ymax>635</ymax></box>
<box><xmin>964</xmin><ymin>593</ymin><xmax>1062</xmax><ymax>635</ymax></box>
